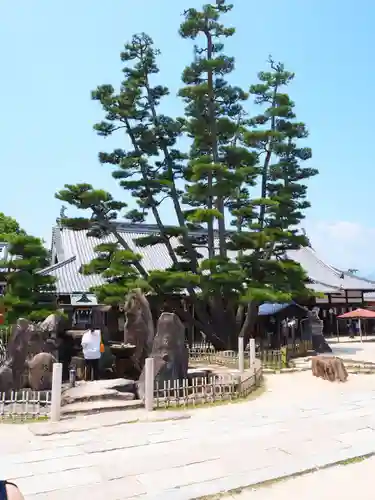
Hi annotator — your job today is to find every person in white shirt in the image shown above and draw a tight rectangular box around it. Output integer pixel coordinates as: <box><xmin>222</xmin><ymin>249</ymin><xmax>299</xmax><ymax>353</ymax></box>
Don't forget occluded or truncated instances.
<box><xmin>81</xmin><ymin>327</ymin><xmax>101</xmax><ymax>381</ymax></box>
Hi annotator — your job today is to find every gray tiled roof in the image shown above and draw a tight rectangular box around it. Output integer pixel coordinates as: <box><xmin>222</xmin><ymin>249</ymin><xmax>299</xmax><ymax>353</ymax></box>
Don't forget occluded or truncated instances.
<box><xmin>287</xmin><ymin>248</ymin><xmax>375</xmax><ymax>290</ymax></box>
<box><xmin>52</xmin><ymin>224</ymin><xmax>237</xmax><ymax>273</ymax></box>
<box><xmin>306</xmin><ymin>282</ymin><xmax>340</xmax><ymax>293</ymax></box>
<box><xmin>39</xmin><ymin>255</ymin><xmax>104</xmax><ymax>294</ymax></box>
<box><xmin>44</xmin><ymin>224</ymin><xmax>375</xmax><ymax>294</ymax></box>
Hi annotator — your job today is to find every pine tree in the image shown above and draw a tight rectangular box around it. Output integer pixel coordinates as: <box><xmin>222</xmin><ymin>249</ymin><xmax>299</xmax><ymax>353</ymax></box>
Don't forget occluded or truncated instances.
<box><xmin>56</xmin><ymin>1</ymin><xmax>317</xmax><ymax>349</ymax></box>
<box><xmin>240</xmin><ymin>58</ymin><xmax>318</xmax><ymax>291</ymax></box>
<box><xmin>0</xmin><ymin>229</ymin><xmax>57</xmax><ymax>323</ymax></box>
<box><xmin>0</xmin><ymin>212</ymin><xmax>25</xmax><ymax>236</ymax></box>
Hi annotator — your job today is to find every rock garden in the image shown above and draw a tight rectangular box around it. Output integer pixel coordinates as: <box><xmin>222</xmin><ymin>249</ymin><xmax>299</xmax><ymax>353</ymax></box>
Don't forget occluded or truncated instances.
<box><xmin>0</xmin><ymin>289</ymin><xmax>261</xmax><ymax>418</ymax></box>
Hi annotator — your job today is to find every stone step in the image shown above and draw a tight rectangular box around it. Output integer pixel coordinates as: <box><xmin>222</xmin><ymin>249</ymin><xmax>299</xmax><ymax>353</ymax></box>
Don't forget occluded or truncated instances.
<box><xmin>61</xmin><ymin>378</ymin><xmax>137</xmax><ymax>405</ymax></box>
<box><xmin>62</xmin><ymin>388</ymin><xmax>135</xmax><ymax>404</ymax></box>
<box><xmin>61</xmin><ymin>399</ymin><xmax>143</xmax><ymax>417</ymax></box>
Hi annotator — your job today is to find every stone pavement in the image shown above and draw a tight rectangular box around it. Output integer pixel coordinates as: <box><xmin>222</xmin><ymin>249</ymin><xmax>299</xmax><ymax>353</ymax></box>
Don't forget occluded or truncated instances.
<box><xmin>226</xmin><ymin>454</ymin><xmax>375</xmax><ymax>499</ymax></box>
<box><xmin>2</xmin><ymin>371</ymin><xmax>375</xmax><ymax>499</ymax></box>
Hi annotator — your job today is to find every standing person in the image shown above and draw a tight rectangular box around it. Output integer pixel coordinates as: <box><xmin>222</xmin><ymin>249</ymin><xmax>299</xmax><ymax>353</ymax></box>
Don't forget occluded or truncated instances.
<box><xmin>349</xmin><ymin>319</ymin><xmax>358</xmax><ymax>339</ymax></box>
<box><xmin>81</xmin><ymin>326</ymin><xmax>101</xmax><ymax>381</ymax></box>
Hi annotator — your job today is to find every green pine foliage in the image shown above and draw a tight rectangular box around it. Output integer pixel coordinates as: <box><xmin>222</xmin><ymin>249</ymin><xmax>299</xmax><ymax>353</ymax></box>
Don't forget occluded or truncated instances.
<box><xmin>56</xmin><ymin>1</ymin><xmax>317</xmax><ymax>348</ymax></box>
<box><xmin>0</xmin><ymin>220</ymin><xmax>57</xmax><ymax>323</ymax></box>
<box><xmin>0</xmin><ymin>212</ymin><xmax>26</xmax><ymax>236</ymax></box>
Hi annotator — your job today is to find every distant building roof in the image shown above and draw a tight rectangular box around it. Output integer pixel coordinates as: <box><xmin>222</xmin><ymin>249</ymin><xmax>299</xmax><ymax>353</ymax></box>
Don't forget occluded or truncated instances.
<box><xmin>306</xmin><ymin>281</ymin><xmax>340</xmax><ymax>294</ymax></box>
<box><xmin>38</xmin><ymin>255</ymin><xmax>104</xmax><ymax>294</ymax></box>
<box><xmin>287</xmin><ymin>248</ymin><xmax>375</xmax><ymax>291</ymax></box>
<box><xmin>43</xmin><ymin>224</ymin><xmax>375</xmax><ymax>295</ymax></box>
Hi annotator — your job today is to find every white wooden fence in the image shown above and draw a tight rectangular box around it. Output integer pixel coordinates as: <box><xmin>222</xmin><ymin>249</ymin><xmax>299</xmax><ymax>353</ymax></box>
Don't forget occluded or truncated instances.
<box><xmin>146</xmin><ymin>338</ymin><xmax>260</xmax><ymax>410</ymax></box>
<box><xmin>0</xmin><ymin>390</ymin><xmax>51</xmax><ymax>421</ymax></box>
<box><xmin>187</xmin><ymin>338</ymin><xmax>256</xmax><ymax>368</ymax></box>
<box><xmin>0</xmin><ymin>363</ymin><xmax>62</xmax><ymax>422</ymax></box>
<box><xmin>0</xmin><ymin>338</ymin><xmax>258</xmax><ymax>419</ymax></box>
<box><xmin>153</xmin><ymin>368</ymin><xmax>262</xmax><ymax>409</ymax></box>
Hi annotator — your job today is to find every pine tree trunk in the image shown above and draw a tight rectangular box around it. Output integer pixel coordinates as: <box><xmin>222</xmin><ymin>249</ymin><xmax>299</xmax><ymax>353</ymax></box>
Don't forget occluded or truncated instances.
<box><xmin>239</xmin><ymin>301</ymin><xmax>258</xmax><ymax>346</ymax></box>
<box><xmin>206</xmin><ymin>30</ymin><xmax>226</xmax><ymax>258</ymax></box>
<box><xmin>259</xmin><ymin>86</ymin><xmax>278</xmax><ymax>230</ymax></box>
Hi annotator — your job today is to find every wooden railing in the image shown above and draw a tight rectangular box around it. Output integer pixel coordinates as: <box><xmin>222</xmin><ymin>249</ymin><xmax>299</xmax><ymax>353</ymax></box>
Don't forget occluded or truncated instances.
<box><xmin>154</xmin><ymin>366</ymin><xmax>262</xmax><ymax>409</ymax></box>
<box><xmin>187</xmin><ymin>340</ymin><xmax>313</xmax><ymax>370</ymax></box>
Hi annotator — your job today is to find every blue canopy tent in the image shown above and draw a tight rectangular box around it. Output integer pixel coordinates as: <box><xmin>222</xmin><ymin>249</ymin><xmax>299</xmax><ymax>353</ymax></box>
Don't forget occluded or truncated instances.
<box><xmin>257</xmin><ymin>301</ymin><xmax>309</xmax><ymax>348</ymax></box>
<box><xmin>258</xmin><ymin>301</ymin><xmax>307</xmax><ymax>349</ymax></box>
<box><xmin>258</xmin><ymin>301</ymin><xmax>307</xmax><ymax>318</ymax></box>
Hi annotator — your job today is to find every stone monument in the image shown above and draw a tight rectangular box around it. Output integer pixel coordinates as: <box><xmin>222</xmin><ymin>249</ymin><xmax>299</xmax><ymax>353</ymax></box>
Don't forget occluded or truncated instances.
<box><xmin>306</xmin><ymin>309</ymin><xmax>332</xmax><ymax>353</ymax></box>
<box><xmin>137</xmin><ymin>312</ymin><xmax>188</xmax><ymax>399</ymax></box>
<box><xmin>124</xmin><ymin>289</ymin><xmax>155</xmax><ymax>373</ymax></box>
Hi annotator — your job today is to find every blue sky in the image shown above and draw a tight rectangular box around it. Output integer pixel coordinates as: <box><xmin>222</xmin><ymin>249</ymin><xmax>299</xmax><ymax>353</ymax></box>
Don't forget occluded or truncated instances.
<box><xmin>1</xmin><ymin>1</ymin><xmax>373</xmax><ymax>272</ymax></box>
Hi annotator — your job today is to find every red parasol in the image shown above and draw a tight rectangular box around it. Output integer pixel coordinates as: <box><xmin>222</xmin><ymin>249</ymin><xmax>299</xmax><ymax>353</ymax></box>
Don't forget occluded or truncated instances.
<box><xmin>337</xmin><ymin>308</ymin><xmax>375</xmax><ymax>319</ymax></box>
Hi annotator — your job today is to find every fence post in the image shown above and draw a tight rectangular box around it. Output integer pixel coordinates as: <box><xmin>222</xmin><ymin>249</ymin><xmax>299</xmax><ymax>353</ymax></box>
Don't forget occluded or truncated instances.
<box><xmin>50</xmin><ymin>362</ymin><xmax>62</xmax><ymax>422</ymax></box>
<box><xmin>144</xmin><ymin>357</ymin><xmax>155</xmax><ymax>411</ymax></box>
<box><xmin>238</xmin><ymin>336</ymin><xmax>244</xmax><ymax>373</ymax></box>
<box><xmin>280</xmin><ymin>346</ymin><xmax>287</xmax><ymax>368</ymax></box>
<box><xmin>249</xmin><ymin>339</ymin><xmax>256</xmax><ymax>369</ymax></box>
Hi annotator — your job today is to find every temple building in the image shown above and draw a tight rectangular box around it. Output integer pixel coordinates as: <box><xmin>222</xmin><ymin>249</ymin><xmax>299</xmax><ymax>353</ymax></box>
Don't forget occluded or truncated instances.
<box><xmin>39</xmin><ymin>224</ymin><xmax>375</xmax><ymax>329</ymax></box>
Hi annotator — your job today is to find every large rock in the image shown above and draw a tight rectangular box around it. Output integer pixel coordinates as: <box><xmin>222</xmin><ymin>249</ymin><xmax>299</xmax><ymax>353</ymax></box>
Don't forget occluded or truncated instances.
<box><xmin>312</xmin><ymin>335</ymin><xmax>332</xmax><ymax>354</ymax></box>
<box><xmin>38</xmin><ymin>312</ymin><xmax>64</xmax><ymax>359</ymax></box>
<box><xmin>39</xmin><ymin>312</ymin><xmax>66</xmax><ymax>335</ymax></box>
<box><xmin>138</xmin><ymin>312</ymin><xmax>188</xmax><ymax>399</ymax></box>
<box><xmin>7</xmin><ymin>318</ymin><xmax>34</xmax><ymax>388</ymax></box>
<box><xmin>306</xmin><ymin>310</ymin><xmax>332</xmax><ymax>354</ymax></box>
<box><xmin>124</xmin><ymin>289</ymin><xmax>155</xmax><ymax>374</ymax></box>
<box><xmin>0</xmin><ymin>364</ymin><xmax>13</xmax><ymax>393</ymax></box>
<box><xmin>28</xmin><ymin>352</ymin><xmax>56</xmax><ymax>390</ymax></box>
<box><xmin>6</xmin><ymin>318</ymin><xmax>59</xmax><ymax>389</ymax></box>
<box><xmin>312</xmin><ymin>355</ymin><xmax>348</xmax><ymax>382</ymax></box>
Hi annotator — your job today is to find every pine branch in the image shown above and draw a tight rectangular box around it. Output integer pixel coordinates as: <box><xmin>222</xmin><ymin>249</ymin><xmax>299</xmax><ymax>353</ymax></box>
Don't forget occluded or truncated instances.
<box><xmin>91</xmin><ymin>208</ymin><xmax>149</xmax><ymax>279</ymax></box>
<box><xmin>121</xmin><ymin>117</ymin><xmax>181</xmax><ymax>269</ymax></box>
<box><xmin>142</xmin><ymin>71</ymin><xmax>200</xmax><ymax>273</ymax></box>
